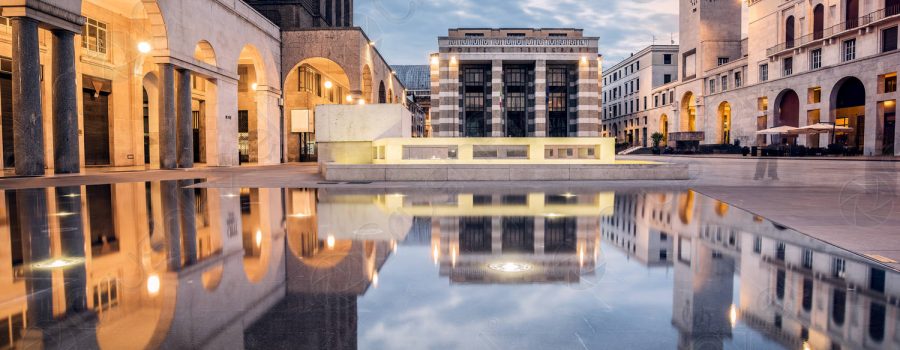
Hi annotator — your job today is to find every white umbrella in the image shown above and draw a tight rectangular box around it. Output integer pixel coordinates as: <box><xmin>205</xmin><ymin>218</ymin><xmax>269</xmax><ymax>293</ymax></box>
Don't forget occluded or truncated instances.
<box><xmin>756</xmin><ymin>126</ymin><xmax>799</xmax><ymax>135</ymax></box>
<box><xmin>795</xmin><ymin>122</ymin><xmax>853</xmax><ymax>134</ymax></box>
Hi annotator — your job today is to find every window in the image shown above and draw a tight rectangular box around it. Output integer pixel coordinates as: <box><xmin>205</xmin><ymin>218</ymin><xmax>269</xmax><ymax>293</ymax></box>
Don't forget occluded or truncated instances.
<box><xmin>885</xmin><ymin>74</ymin><xmax>897</xmax><ymax>93</ymax></box>
<box><xmin>809</xmin><ymin>87</ymin><xmax>821</xmax><ymax>103</ymax></box>
<box><xmin>663</xmin><ymin>54</ymin><xmax>673</xmax><ymax>64</ymax></box>
<box><xmin>802</xmin><ymin>249</ymin><xmax>813</xmax><ymax>269</ymax></box>
<box><xmin>654</xmin><ymin>95</ymin><xmax>659</xmax><ymax>107</ymax></box>
<box><xmin>832</xmin><ymin>258</ymin><xmax>846</xmax><ymax>279</ymax></box>
<box><xmin>753</xmin><ymin>236</ymin><xmax>762</xmax><ymax>254</ymax></box>
<box><xmin>759</xmin><ymin>64</ymin><xmax>769</xmax><ymax>82</ymax></box>
<box><xmin>663</xmin><ymin>74</ymin><xmax>672</xmax><ymax>84</ymax></box>
<box><xmin>783</xmin><ymin>57</ymin><xmax>793</xmax><ymax>76</ymax></box>
<box><xmin>549</xmin><ymin>33</ymin><xmax>567</xmax><ymax>37</ymax></box>
<box><xmin>721</xmin><ymin>75</ymin><xmax>728</xmax><ymax>91</ymax></box>
<box><xmin>776</xmin><ymin>242</ymin><xmax>786</xmax><ymax>260</ymax></box>
<box><xmin>465</xmin><ymin>33</ymin><xmax>484</xmax><ymax>37</ymax></box>
<box><xmin>810</xmin><ymin>49</ymin><xmax>822</xmax><ymax>69</ymax></box>
<box><xmin>82</xmin><ymin>17</ymin><xmax>108</xmax><ymax>54</ymax></box>
<box><xmin>708</xmin><ymin>79</ymin><xmax>716</xmax><ymax>93</ymax></box>
<box><xmin>717</xmin><ymin>57</ymin><xmax>730</xmax><ymax>66</ymax></box>
<box><xmin>734</xmin><ymin>72</ymin><xmax>742</xmax><ymax>87</ymax></box>
<box><xmin>843</xmin><ymin>39</ymin><xmax>856</xmax><ymax>61</ymax></box>
<box><xmin>239</xmin><ymin>65</ymin><xmax>250</xmax><ymax>92</ymax></box>
<box><xmin>883</xmin><ymin>26</ymin><xmax>898</xmax><ymax>52</ymax></box>
<box><xmin>507</xmin><ymin>33</ymin><xmax>526</xmax><ymax>37</ymax></box>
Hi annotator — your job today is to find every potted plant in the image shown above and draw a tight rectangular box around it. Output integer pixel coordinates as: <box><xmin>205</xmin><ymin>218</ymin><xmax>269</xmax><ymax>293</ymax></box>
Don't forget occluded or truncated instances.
<box><xmin>651</xmin><ymin>132</ymin><xmax>664</xmax><ymax>155</ymax></box>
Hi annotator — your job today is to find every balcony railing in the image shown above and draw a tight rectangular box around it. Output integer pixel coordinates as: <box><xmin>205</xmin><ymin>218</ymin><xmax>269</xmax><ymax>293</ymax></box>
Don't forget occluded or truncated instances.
<box><xmin>766</xmin><ymin>5</ymin><xmax>900</xmax><ymax>57</ymax></box>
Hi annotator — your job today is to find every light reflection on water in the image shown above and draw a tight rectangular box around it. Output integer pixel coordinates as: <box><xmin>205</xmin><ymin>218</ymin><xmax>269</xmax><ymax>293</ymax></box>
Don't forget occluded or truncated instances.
<box><xmin>0</xmin><ymin>182</ymin><xmax>895</xmax><ymax>349</ymax></box>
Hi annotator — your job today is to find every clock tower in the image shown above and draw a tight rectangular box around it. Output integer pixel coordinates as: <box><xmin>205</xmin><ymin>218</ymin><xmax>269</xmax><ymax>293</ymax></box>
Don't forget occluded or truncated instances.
<box><xmin>678</xmin><ymin>0</ymin><xmax>743</xmax><ymax>81</ymax></box>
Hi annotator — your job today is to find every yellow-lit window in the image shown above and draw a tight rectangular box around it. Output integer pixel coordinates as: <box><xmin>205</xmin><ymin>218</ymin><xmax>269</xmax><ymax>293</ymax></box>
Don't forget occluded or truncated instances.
<box><xmin>82</xmin><ymin>17</ymin><xmax>108</xmax><ymax>54</ymax></box>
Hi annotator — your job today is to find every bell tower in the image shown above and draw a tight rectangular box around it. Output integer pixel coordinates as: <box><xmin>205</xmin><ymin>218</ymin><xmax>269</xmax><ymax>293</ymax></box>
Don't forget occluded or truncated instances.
<box><xmin>678</xmin><ymin>0</ymin><xmax>743</xmax><ymax>81</ymax></box>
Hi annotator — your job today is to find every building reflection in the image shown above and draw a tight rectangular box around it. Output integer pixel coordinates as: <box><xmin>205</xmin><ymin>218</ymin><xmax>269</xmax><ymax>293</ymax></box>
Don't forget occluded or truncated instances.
<box><xmin>601</xmin><ymin>191</ymin><xmax>900</xmax><ymax>350</ymax></box>
<box><xmin>0</xmin><ymin>185</ymin><xmax>895</xmax><ymax>349</ymax></box>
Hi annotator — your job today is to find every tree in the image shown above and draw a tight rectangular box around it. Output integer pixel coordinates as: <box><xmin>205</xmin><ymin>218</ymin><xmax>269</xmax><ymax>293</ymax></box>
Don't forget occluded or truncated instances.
<box><xmin>651</xmin><ymin>132</ymin><xmax>665</xmax><ymax>148</ymax></box>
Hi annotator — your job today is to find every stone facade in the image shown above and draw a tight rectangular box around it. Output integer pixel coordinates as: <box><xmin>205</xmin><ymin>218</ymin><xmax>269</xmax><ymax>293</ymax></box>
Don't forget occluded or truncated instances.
<box><xmin>431</xmin><ymin>28</ymin><xmax>601</xmax><ymax>138</ymax></box>
<box><xmin>600</xmin><ymin>45</ymin><xmax>679</xmax><ymax>147</ymax></box>
<box><xmin>641</xmin><ymin>0</ymin><xmax>899</xmax><ymax>156</ymax></box>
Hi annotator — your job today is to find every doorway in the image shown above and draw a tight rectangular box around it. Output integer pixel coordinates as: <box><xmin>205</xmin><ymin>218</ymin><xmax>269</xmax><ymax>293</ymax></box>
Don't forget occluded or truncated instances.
<box><xmin>82</xmin><ymin>76</ymin><xmax>112</xmax><ymax>166</ymax></box>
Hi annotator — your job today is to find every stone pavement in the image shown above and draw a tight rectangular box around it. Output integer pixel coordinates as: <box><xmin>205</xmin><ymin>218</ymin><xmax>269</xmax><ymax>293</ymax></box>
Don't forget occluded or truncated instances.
<box><xmin>1</xmin><ymin>156</ymin><xmax>897</xmax><ymax>269</ymax></box>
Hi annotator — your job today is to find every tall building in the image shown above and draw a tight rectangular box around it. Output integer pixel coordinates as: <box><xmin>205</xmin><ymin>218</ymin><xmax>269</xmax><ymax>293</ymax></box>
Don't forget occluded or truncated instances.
<box><xmin>430</xmin><ymin>28</ymin><xmax>602</xmax><ymax>137</ymax></box>
<box><xmin>600</xmin><ymin>45</ymin><xmax>679</xmax><ymax>146</ymax></box>
<box><xmin>394</xmin><ymin>64</ymin><xmax>432</xmax><ymax>136</ymax></box>
<box><xmin>245</xmin><ymin>0</ymin><xmax>353</xmax><ymax>30</ymax></box>
<box><xmin>641</xmin><ymin>0</ymin><xmax>899</xmax><ymax>156</ymax></box>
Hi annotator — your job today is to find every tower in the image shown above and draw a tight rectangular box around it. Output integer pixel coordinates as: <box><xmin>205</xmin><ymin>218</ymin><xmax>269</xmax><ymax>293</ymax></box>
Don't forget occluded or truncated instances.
<box><xmin>678</xmin><ymin>0</ymin><xmax>743</xmax><ymax>81</ymax></box>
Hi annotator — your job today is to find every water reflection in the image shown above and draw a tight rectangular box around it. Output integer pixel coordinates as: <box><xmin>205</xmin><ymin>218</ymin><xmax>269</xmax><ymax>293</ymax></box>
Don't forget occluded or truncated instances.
<box><xmin>0</xmin><ymin>184</ymin><xmax>895</xmax><ymax>349</ymax></box>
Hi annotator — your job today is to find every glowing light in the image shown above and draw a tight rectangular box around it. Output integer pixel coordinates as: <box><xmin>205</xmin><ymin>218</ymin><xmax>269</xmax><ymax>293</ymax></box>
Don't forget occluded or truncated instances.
<box><xmin>544</xmin><ymin>213</ymin><xmax>564</xmax><ymax>218</ymax></box>
<box><xmin>561</xmin><ymin>193</ymin><xmax>577</xmax><ymax>198</ymax></box>
<box><xmin>346</xmin><ymin>95</ymin><xmax>354</xmax><ymax>102</ymax></box>
<box><xmin>729</xmin><ymin>304</ymin><xmax>738</xmax><ymax>328</ymax></box>
<box><xmin>369</xmin><ymin>41</ymin><xmax>376</xmax><ymax>46</ymax></box>
<box><xmin>290</xmin><ymin>213</ymin><xmax>312</xmax><ymax>218</ymax></box>
<box><xmin>432</xmin><ymin>246</ymin><xmax>440</xmax><ymax>265</ymax></box>
<box><xmin>372</xmin><ymin>272</ymin><xmax>379</xmax><ymax>288</ymax></box>
<box><xmin>450</xmin><ymin>56</ymin><xmax>457</xmax><ymax>65</ymax></box>
<box><xmin>31</xmin><ymin>257</ymin><xmax>84</xmax><ymax>270</ymax></box>
<box><xmin>61</xmin><ymin>193</ymin><xmax>80</xmax><ymax>198</ymax></box>
<box><xmin>222</xmin><ymin>193</ymin><xmax>239</xmax><ymax>198</ymax></box>
<box><xmin>430</xmin><ymin>56</ymin><xmax>439</xmax><ymax>65</ymax></box>
<box><xmin>147</xmin><ymin>274</ymin><xmax>161</xmax><ymax>295</ymax></box>
<box><xmin>358</xmin><ymin>99</ymin><xmax>366</xmax><ymax>105</ymax></box>
<box><xmin>255</xmin><ymin>230</ymin><xmax>262</xmax><ymax>247</ymax></box>
<box><xmin>326</xmin><ymin>235</ymin><xmax>336</xmax><ymax>249</ymax></box>
<box><xmin>324</xmin><ymin>81</ymin><xmax>333</xmax><ymax>89</ymax></box>
<box><xmin>137</xmin><ymin>41</ymin><xmax>152</xmax><ymax>54</ymax></box>
<box><xmin>52</xmin><ymin>212</ymin><xmax>75</xmax><ymax>217</ymax></box>
<box><xmin>251</xmin><ymin>82</ymin><xmax>258</xmax><ymax>90</ymax></box>
<box><xmin>488</xmin><ymin>262</ymin><xmax>533</xmax><ymax>273</ymax></box>
<box><xmin>581</xmin><ymin>56</ymin><xmax>588</xmax><ymax>64</ymax></box>
<box><xmin>802</xmin><ymin>341</ymin><xmax>811</xmax><ymax>350</ymax></box>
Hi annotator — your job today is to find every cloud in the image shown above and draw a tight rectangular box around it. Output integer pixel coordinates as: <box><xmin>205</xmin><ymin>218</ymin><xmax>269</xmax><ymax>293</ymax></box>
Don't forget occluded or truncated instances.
<box><xmin>354</xmin><ymin>0</ymin><xmax>681</xmax><ymax>66</ymax></box>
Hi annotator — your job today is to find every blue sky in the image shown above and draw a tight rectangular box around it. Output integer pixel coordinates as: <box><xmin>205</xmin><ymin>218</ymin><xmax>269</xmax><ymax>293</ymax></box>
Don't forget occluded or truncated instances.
<box><xmin>353</xmin><ymin>0</ymin><xmax>682</xmax><ymax>67</ymax></box>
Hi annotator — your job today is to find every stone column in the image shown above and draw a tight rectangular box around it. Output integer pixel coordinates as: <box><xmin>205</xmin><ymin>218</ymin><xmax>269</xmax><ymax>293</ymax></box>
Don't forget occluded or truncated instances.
<box><xmin>577</xmin><ymin>58</ymin><xmax>600</xmax><ymax>137</ymax></box>
<box><xmin>178</xmin><ymin>179</ymin><xmax>198</xmax><ymax>265</ymax></box>
<box><xmin>16</xmin><ymin>188</ymin><xmax>53</xmax><ymax>326</ymax></box>
<box><xmin>11</xmin><ymin>18</ymin><xmax>45</xmax><ymax>176</ymax></box>
<box><xmin>534</xmin><ymin>60</ymin><xmax>547</xmax><ymax>137</ymax></box>
<box><xmin>51</xmin><ymin>29</ymin><xmax>80</xmax><ymax>174</ymax></box>
<box><xmin>176</xmin><ymin>69</ymin><xmax>193</xmax><ymax>168</ymax></box>
<box><xmin>55</xmin><ymin>186</ymin><xmax>87</xmax><ymax>313</ymax></box>
<box><xmin>158</xmin><ymin>64</ymin><xmax>177</xmax><ymax>169</ymax></box>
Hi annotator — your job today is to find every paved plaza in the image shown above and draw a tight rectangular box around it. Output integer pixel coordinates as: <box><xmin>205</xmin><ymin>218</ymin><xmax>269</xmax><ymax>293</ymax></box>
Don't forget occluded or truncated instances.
<box><xmin>2</xmin><ymin>155</ymin><xmax>897</xmax><ymax>270</ymax></box>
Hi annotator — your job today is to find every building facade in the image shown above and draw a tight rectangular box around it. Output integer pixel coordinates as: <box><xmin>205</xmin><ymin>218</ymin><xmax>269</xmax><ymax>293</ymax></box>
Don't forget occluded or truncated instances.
<box><xmin>600</xmin><ymin>45</ymin><xmax>679</xmax><ymax>147</ymax></box>
<box><xmin>245</xmin><ymin>0</ymin><xmax>353</xmax><ymax>30</ymax></box>
<box><xmin>641</xmin><ymin>0</ymin><xmax>899</xmax><ymax>156</ymax></box>
<box><xmin>394</xmin><ymin>64</ymin><xmax>432</xmax><ymax>136</ymax></box>
<box><xmin>430</xmin><ymin>28</ymin><xmax>601</xmax><ymax>138</ymax></box>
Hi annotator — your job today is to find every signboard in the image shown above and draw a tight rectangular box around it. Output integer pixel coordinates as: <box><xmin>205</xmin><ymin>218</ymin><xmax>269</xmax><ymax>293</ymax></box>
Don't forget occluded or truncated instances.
<box><xmin>291</xmin><ymin>109</ymin><xmax>311</xmax><ymax>133</ymax></box>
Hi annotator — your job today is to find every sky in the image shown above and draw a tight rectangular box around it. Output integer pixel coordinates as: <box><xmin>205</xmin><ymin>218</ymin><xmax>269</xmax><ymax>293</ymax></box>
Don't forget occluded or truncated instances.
<box><xmin>353</xmin><ymin>0</ymin><xmax>683</xmax><ymax>67</ymax></box>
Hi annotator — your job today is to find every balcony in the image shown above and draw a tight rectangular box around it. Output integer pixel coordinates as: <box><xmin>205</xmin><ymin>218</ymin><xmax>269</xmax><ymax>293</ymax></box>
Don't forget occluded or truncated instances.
<box><xmin>766</xmin><ymin>5</ymin><xmax>900</xmax><ymax>57</ymax></box>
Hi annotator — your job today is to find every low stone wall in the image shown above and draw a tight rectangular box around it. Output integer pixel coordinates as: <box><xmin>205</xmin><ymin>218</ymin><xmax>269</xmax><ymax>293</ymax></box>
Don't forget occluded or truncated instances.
<box><xmin>322</xmin><ymin>163</ymin><xmax>690</xmax><ymax>182</ymax></box>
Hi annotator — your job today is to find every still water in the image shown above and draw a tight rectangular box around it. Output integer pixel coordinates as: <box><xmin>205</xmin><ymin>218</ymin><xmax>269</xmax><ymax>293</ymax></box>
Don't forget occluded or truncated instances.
<box><xmin>0</xmin><ymin>181</ymin><xmax>896</xmax><ymax>349</ymax></box>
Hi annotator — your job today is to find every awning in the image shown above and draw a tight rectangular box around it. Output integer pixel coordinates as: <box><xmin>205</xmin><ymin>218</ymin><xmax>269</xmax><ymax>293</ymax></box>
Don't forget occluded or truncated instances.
<box><xmin>755</xmin><ymin>126</ymin><xmax>799</xmax><ymax>135</ymax></box>
<box><xmin>794</xmin><ymin>123</ymin><xmax>854</xmax><ymax>134</ymax></box>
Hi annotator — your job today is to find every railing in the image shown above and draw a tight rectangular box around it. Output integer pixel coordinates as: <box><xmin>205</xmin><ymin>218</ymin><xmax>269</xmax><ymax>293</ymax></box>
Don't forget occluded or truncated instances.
<box><xmin>766</xmin><ymin>5</ymin><xmax>900</xmax><ymax>57</ymax></box>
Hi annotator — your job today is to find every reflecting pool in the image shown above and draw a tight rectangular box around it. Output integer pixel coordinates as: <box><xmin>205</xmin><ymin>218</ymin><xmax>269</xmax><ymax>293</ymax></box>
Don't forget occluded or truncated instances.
<box><xmin>0</xmin><ymin>182</ymin><xmax>896</xmax><ymax>349</ymax></box>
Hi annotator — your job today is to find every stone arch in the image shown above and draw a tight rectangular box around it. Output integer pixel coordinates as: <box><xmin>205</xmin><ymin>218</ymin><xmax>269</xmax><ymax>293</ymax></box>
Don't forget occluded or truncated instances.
<box><xmin>193</xmin><ymin>40</ymin><xmax>217</xmax><ymax>66</ymax></box>
<box><xmin>235</xmin><ymin>44</ymin><xmax>273</xmax><ymax>165</ymax></box>
<box><xmin>378</xmin><ymin>81</ymin><xmax>386</xmax><ymax>103</ymax></box>
<box><xmin>283</xmin><ymin>57</ymin><xmax>352</xmax><ymax>162</ymax></box>
<box><xmin>659</xmin><ymin>114</ymin><xmax>669</xmax><ymax>144</ymax></box>
<box><xmin>775</xmin><ymin>89</ymin><xmax>800</xmax><ymax>127</ymax></box>
<box><xmin>681</xmin><ymin>92</ymin><xmax>697</xmax><ymax>132</ymax></box>
<box><xmin>829</xmin><ymin>76</ymin><xmax>866</xmax><ymax>148</ymax></box>
<box><xmin>141</xmin><ymin>72</ymin><xmax>160</xmax><ymax>165</ymax></box>
<box><xmin>717</xmin><ymin>102</ymin><xmax>732</xmax><ymax>144</ymax></box>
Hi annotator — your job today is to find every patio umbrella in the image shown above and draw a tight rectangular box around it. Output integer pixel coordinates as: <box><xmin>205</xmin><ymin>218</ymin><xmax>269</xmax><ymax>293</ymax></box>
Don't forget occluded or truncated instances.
<box><xmin>795</xmin><ymin>122</ymin><xmax>853</xmax><ymax>134</ymax></box>
<box><xmin>755</xmin><ymin>126</ymin><xmax>800</xmax><ymax>135</ymax></box>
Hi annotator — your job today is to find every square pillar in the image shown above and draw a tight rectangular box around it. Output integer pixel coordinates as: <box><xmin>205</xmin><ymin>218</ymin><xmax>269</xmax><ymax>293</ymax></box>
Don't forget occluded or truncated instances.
<box><xmin>577</xmin><ymin>58</ymin><xmax>600</xmax><ymax>137</ymax></box>
<box><xmin>11</xmin><ymin>18</ymin><xmax>45</xmax><ymax>176</ymax></box>
<box><xmin>535</xmin><ymin>60</ymin><xmax>547</xmax><ymax>137</ymax></box>
<box><xmin>176</xmin><ymin>68</ymin><xmax>193</xmax><ymax>168</ymax></box>
<box><xmin>51</xmin><ymin>29</ymin><xmax>79</xmax><ymax>174</ymax></box>
<box><xmin>491</xmin><ymin>60</ymin><xmax>503</xmax><ymax>137</ymax></box>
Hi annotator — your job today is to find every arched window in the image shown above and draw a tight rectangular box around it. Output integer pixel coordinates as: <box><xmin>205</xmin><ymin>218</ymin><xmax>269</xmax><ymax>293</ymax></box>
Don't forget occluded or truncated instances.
<box><xmin>813</xmin><ymin>5</ymin><xmax>825</xmax><ymax>39</ymax></box>
<box><xmin>785</xmin><ymin>16</ymin><xmax>795</xmax><ymax>48</ymax></box>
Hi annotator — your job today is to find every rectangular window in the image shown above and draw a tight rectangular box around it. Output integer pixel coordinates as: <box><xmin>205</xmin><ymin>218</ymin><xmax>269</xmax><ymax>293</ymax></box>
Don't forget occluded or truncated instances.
<box><xmin>507</xmin><ymin>33</ymin><xmax>526</xmax><ymax>37</ymax></box>
<box><xmin>549</xmin><ymin>33</ymin><xmax>567</xmax><ymax>37</ymax></box>
<box><xmin>753</xmin><ymin>236</ymin><xmax>762</xmax><ymax>254</ymax></box>
<box><xmin>82</xmin><ymin>17</ymin><xmax>108</xmax><ymax>54</ymax></box>
<box><xmin>810</xmin><ymin>49</ymin><xmax>822</xmax><ymax>69</ymax></box>
<box><xmin>464</xmin><ymin>33</ymin><xmax>484</xmax><ymax>37</ymax></box>
<box><xmin>708</xmin><ymin>79</ymin><xmax>716</xmax><ymax>93</ymax></box>
<box><xmin>843</xmin><ymin>39</ymin><xmax>856</xmax><ymax>61</ymax></box>
<box><xmin>802</xmin><ymin>249</ymin><xmax>813</xmax><ymax>269</ymax></box>
<box><xmin>654</xmin><ymin>95</ymin><xmax>659</xmax><ymax>107</ymax></box>
<box><xmin>775</xmin><ymin>242</ymin><xmax>786</xmax><ymax>260</ymax></box>
<box><xmin>832</xmin><ymin>258</ymin><xmax>846</xmax><ymax>279</ymax></box>
<box><xmin>759</xmin><ymin>64</ymin><xmax>769</xmax><ymax>82</ymax></box>
<box><xmin>721</xmin><ymin>75</ymin><xmax>728</xmax><ymax>91</ymax></box>
<box><xmin>885</xmin><ymin>74</ymin><xmax>897</xmax><ymax>93</ymax></box>
<box><xmin>883</xmin><ymin>26</ymin><xmax>898</xmax><ymax>52</ymax></box>
<box><xmin>809</xmin><ymin>87</ymin><xmax>822</xmax><ymax>103</ymax></box>
<box><xmin>717</xmin><ymin>57</ymin><xmax>730</xmax><ymax>66</ymax></box>
<box><xmin>734</xmin><ymin>72</ymin><xmax>742</xmax><ymax>87</ymax></box>
<box><xmin>783</xmin><ymin>57</ymin><xmax>793</xmax><ymax>76</ymax></box>
<box><xmin>663</xmin><ymin>74</ymin><xmax>672</xmax><ymax>84</ymax></box>
<box><xmin>663</xmin><ymin>54</ymin><xmax>672</xmax><ymax>64</ymax></box>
